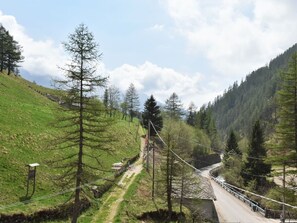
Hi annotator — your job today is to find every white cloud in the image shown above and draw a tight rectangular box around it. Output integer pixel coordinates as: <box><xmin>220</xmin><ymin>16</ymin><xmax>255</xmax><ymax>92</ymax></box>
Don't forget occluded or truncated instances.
<box><xmin>108</xmin><ymin>61</ymin><xmax>220</xmax><ymax>108</ymax></box>
<box><xmin>0</xmin><ymin>11</ymin><xmax>66</xmax><ymax>78</ymax></box>
<box><xmin>149</xmin><ymin>24</ymin><xmax>164</xmax><ymax>31</ymax></box>
<box><xmin>162</xmin><ymin>0</ymin><xmax>297</xmax><ymax>76</ymax></box>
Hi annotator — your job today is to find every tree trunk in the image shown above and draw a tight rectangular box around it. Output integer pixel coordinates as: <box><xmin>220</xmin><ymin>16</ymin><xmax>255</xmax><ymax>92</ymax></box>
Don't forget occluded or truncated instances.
<box><xmin>72</xmin><ymin>61</ymin><xmax>84</xmax><ymax>223</ymax></box>
<box><xmin>180</xmin><ymin>163</ymin><xmax>185</xmax><ymax>216</ymax></box>
<box><xmin>166</xmin><ymin>146</ymin><xmax>173</xmax><ymax>221</ymax></box>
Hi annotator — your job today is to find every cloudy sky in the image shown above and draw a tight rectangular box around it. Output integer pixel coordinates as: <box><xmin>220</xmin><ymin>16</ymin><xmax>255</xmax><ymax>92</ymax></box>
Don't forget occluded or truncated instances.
<box><xmin>1</xmin><ymin>0</ymin><xmax>297</xmax><ymax>109</ymax></box>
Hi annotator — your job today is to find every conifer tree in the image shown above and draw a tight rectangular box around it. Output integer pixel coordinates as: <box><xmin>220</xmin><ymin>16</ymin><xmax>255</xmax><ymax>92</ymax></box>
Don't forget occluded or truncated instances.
<box><xmin>274</xmin><ymin>52</ymin><xmax>297</xmax><ymax>163</ymax></box>
<box><xmin>0</xmin><ymin>25</ymin><xmax>23</xmax><ymax>74</ymax></box>
<box><xmin>142</xmin><ymin>95</ymin><xmax>163</xmax><ymax>136</ymax></box>
<box><xmin>241</xmin><ymin>121</ymin><xmax>271</xmax><ymax>188</ymax></box>
<box><xmin>0</xmin><ymin>25</ymin><xmax>8</xmax><ymax>72</ymax></box>
<box><xmin>103</xmin><ymin>88</ymin><xmax>109</xmax><ymax>110</ymax></box>
<box><xmin>52</xmin><ymin>24</ymin><xmax>110</xmax><ymax>223</ymax></box>
<box><xmin>125</xmin><ymin>83</ymin><xmax>140</xmax><ymax>122</ymax></box>
<box><xmin>223</xmin><ymin>130</ymin><xmax>241</xmax><ymax>165</ymax></box>
<box><xmin>164</xmin><ymin>92</ymin><xmax>183</xmax><ymax>119</ymax></box>
<box><xmin>186</xmin><ymin>102</ymin><xmax>196</xmax><ymax>126</ymax></box>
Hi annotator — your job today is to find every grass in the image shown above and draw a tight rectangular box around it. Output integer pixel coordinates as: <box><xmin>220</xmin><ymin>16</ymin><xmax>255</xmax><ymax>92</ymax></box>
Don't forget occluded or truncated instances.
<box><xmin>0</xmin><ymin>73</ymin><xmax>140</xmax><ymax>216</ymax></box>
<box><xmin>114</xmin><ymin>170</ymin><xmax>146</xmax><ymax>223</ymax></box>
<box><xmin>114</xmin><ymin>168</ymin><xmax>191</xmax><ymax>223</ymax></box>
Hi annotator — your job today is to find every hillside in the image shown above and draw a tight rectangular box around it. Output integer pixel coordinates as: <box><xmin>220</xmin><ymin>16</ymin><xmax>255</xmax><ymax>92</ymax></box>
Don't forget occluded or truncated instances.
<box><xmin>0</xmin><ymin>73</ymin><xmax>141</xmax><ymax>215</ymax></box>
<box><xmin>209</xmin><ymin>43</ymin><xmax>297</xmax><ymax>138</ymax></box>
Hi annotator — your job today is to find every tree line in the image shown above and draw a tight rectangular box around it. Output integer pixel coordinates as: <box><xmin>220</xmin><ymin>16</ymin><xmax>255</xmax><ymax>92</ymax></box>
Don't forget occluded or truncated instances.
<box><xmin>0</xmin><ymin>24</ymin><xmax>23</xmax><ymax>75</ymax></box>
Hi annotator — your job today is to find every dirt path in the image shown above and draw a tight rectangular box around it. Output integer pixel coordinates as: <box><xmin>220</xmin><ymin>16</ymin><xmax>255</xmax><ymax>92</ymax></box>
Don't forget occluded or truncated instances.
<box><xmin>91</xmin><ymin>137</ymin><xmax>146</xmax><ymax>223</ymax></box>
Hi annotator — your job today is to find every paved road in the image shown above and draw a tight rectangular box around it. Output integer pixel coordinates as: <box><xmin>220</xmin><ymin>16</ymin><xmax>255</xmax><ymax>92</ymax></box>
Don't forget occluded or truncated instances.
<box><xmin>200</xmin><ymin>164</ymin><xmax>279</xmax><ymax>223</ymax></box>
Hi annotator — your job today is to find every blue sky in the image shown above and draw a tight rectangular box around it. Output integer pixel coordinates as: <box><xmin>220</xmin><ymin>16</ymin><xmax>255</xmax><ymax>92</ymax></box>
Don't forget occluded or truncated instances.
<box><xmin>1</xmin><ymin>0</ymin><xmax>297</xmax><ymax>108</ymax></box>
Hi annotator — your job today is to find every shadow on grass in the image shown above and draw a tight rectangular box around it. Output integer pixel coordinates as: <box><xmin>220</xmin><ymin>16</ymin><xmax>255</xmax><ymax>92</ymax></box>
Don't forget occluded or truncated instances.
<box><xmin>19</xmin><ymin>196</ymin><xmax>32</xmax><ymax>204</ymax></box>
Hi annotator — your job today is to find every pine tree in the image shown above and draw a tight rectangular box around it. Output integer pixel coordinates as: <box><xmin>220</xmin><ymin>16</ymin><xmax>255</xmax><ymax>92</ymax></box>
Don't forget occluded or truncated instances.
<box><xmin>241</xmin><ymin>121</ymin><xmax>271</xmax><ymax>188</ymax></box>
<box><xmin>0</xmin><ymin>25</ymin><xmax>8</xmax><ymax>72</ymax></box>
<box><xmin>142</xmin><ymin>95</ymin><xmax>163</xmax><ymax>136</ymax></box>
<box><xmin>52</xmin><ymin>24</ymin><xmax>110</xmax><ymax>223</ymax></box>
<box><xmin>164</xmin><ymin>92</ymin><xmax>183</xmax><ymax>119</ymax></box>
<box><xmin>5</xmin><ymin>37</ymin><xmax>23</xmax><ymax>75</ymax></box>
<box><xmin>0</xmin><ymin>25</ymin><xmax>23</xmax><ymax>74</ymax></box>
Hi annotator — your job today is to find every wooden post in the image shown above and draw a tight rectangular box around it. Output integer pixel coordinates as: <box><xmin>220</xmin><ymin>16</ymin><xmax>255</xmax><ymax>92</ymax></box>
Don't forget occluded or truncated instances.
<box><xmin>281</xmin><ymin>162</ymin><xmax>286</xmax><ymax>223</ymax></box>
<box><xmin>26</xmin><ymin>165</ymin><xmax>30</xmax><ymax>197</ymax></box>
<box><xmin>146</xmin><ymin>120</ymin><xmax>150</xmax><ymax>171</ymax></box>
<box><xmin>26</xmin><ymin>163</ymin><xmax>39</xmax><ymax>197</ymax></box>
<box><xmin>152</xmin><ymin>141</ymin><xmax>155</xmax><ymax>199</ymax></box>
<box><xmin>32</xmin><ymin>166</ymin><xmax>37</xmax><ymax>195</ymax></box>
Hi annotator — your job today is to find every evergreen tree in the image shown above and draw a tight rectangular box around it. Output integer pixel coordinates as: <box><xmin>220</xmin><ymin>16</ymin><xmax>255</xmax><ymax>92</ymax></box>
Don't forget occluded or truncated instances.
<box><xmin>223</xmin><ymin>130</ymin><xmax>241</xmax><ymax>164</ymax></box>
<box><xmin>274</xmin><ymin>52</ymin><xmax>297</xmax><ymax>163</ymax></box>
<box><xmin>142</xmin><ymin>95</ymin><xmax>163</xmax><ymax>136</ymax></box>
<box><xmin>0</xmin><ymin>25</ymin><xmax>23</xmax><ymax>74</ymax></box>
<box><xmin>103</xmin><ymin>88</ymin><xmax>109</xmax><ymax>109</ymax></box>
<box><xmin>241</xmin><ymin>121</ymin><xmax>271</xmax><ymax>188</ymax></box>
<box><xmin>186</xmin><ymin>102</ymin><xmax>196</xmax><ymax>126</ymax></box>
<box><xmin>0</xmin><ymin>25</ymin><xmax>8</xmax><ymax>72</ymax></box>
<box><xmin>52</xmin><ymin>24</ymin><xmax>109</xmax><ymax>223</ymax></box>
<box><xmin>125</xmin><ymin>83</ymin><xmax>140</xmax><ymax>122</ymax></box>
<box><xmin>5</xmin><ymin>36</ymin><xmax>23</xmax><ymax>75</ymax></box>
<box><xmin>164</xmin><ymin>92</ymin><xmax>183</xmax><ymax>119</ymax></box>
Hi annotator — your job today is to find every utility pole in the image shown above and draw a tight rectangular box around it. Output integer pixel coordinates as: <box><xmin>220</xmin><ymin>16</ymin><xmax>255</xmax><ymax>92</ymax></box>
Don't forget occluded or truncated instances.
<box><xmin>281</xmin><ymin>162</ymin><xmax>286</xmax><ymax>223</ymax></box>
<box><xmin>152</xmin><ymin>141</ymin><xmax>155</xmax><ymax>199</ymax></box>
<box><xmin>146</xmin><ymin>120</ymin><xmax>150</xmax><ymax>172</ymax></box>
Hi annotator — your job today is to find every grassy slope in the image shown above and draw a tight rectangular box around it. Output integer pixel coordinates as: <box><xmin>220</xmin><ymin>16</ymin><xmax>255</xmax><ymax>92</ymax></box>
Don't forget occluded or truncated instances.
<box><xmin>0</xmin><ymin>74</ymin><xmax>140</xmax><ymax>214</ymax></box>
<box><xmin>114</xmin><ymin>170</ymin><xmax>192</xmax><ymax>223</ymax></box>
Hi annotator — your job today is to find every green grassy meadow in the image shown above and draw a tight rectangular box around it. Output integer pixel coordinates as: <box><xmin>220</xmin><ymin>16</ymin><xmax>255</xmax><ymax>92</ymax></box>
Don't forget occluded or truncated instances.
<box><xmin>0</xmin><ymin>73</ymin><xmax>140</xmax><ymax>215</ymax></box>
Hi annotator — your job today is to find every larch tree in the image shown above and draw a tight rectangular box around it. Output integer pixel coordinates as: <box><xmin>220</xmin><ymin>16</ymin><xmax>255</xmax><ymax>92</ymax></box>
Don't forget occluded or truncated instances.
<box><xmin>158</xmin><ymin>119</ymin><xmax>199</xmax><ymax>221</ymax></box>
<box><xmin>107</xmin><ymin>85</ymin><xmax>121</xmax><ymax>117</ymax></box>
<box><xmin>52</xmin><ymin>24</ymin><xmax>111</xmax><ymax>223</ymax></box>
<box><xmin>103</xmin><ymin>88</ymin><xmax>109</xmax><ymax>112</ymax></box>
<box><xmin>241</xmin><ymin>121</ymin><xmax>271</xmax><ymax>189</ymax></box>
<box><xmin>142</xmin><ymin>95</ymin><xmax>163</xmax><ymax>136</ymax></box>
<box><xmin>164</xmin><ymin>92</ymin><xmax>183</xmax><ymax>119</ymax></box>
<box><xmin>120</xmin><ymin>98</ymin><xmax>128</xmax><ymax>120</ymax></box>
<box><xmin>125</xmin><ymin>83</ymin><xmax>140</xmax><ymax>122</ymax></box>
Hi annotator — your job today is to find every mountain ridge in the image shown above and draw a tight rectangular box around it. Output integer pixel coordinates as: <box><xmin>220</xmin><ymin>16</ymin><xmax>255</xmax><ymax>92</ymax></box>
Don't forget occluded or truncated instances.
<box><xmin>209</xmin><ymin>43</ymin><xmax>297</xmax><ymax>138</ymax></box>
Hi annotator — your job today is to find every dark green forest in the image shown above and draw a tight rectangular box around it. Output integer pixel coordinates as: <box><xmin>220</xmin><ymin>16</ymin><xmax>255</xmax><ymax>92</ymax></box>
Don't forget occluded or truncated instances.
<box><xmin>208</xmin><ymin>43</ymin><xmax>297</xmax><ymax>138</ymax></box>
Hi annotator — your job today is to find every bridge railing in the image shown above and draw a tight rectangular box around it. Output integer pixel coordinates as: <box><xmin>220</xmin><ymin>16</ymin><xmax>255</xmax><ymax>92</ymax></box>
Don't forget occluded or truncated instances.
<box><xmin>209</xmin><ymin>170</ymin><xmax>266</xmax><ymax>216</ymax></box>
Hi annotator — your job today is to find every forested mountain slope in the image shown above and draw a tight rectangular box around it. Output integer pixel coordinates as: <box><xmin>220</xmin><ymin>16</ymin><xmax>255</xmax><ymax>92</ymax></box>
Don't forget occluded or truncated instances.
<box><xmin>209</xmin><ymin>43</ymin><xmax>297</xmax><ymax>138</ymax></box>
